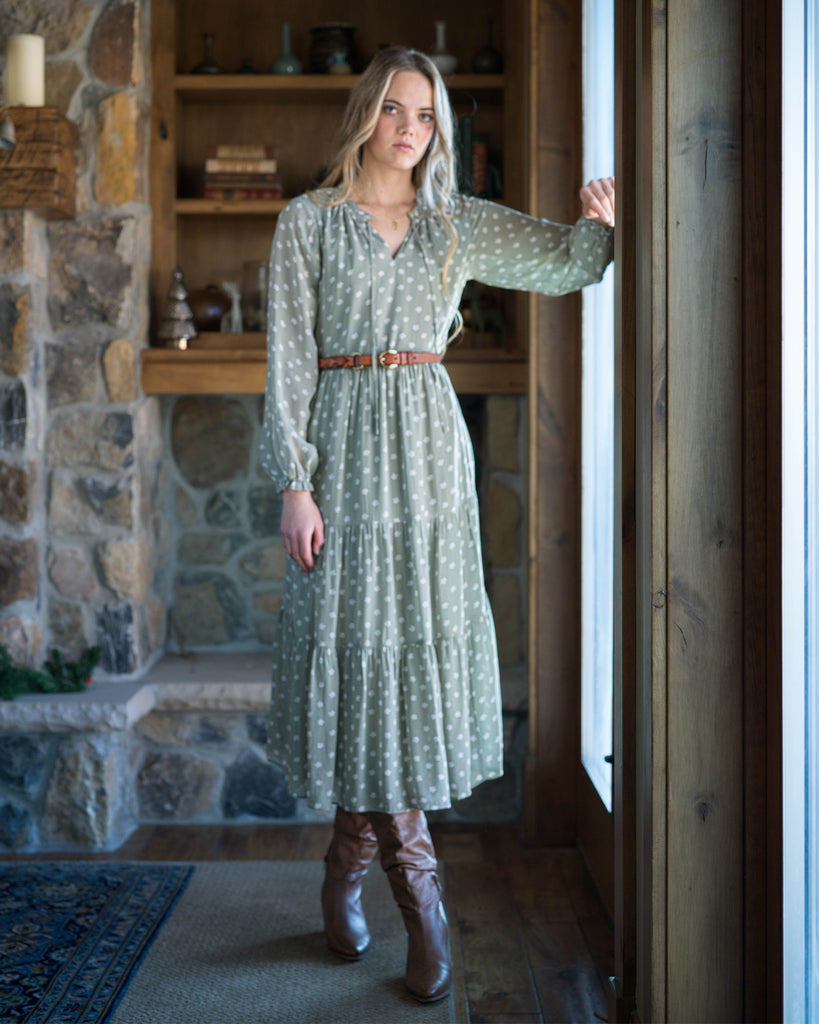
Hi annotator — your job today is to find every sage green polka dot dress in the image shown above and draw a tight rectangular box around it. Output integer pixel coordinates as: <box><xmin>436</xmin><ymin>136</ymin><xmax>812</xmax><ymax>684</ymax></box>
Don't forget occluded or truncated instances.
<box><xmin>260</xmin><ymin>186</ymin><xmax>613</xmax><ymax>813</ymax></box>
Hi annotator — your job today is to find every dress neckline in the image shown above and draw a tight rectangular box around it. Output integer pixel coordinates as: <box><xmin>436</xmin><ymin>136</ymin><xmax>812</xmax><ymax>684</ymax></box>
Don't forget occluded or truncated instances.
<box><xmin>345</xmin><ymin>197</ymin><xmax>418</xmax><ymax>259</ymax></box>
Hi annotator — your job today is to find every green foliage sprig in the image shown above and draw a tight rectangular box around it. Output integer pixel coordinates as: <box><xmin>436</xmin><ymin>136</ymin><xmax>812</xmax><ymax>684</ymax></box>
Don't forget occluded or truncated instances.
<box><xmin>0</xmin><ymin>643</ymin><xmax>102</xmax><ymax>702</ymax></box>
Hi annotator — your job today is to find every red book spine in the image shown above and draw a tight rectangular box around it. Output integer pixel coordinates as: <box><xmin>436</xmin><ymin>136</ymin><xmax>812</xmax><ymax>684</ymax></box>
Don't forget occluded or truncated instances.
<box><xmin>203</xmin><ymin>187</ymin><xmax>283</xmax><ymax>200</ymax></box>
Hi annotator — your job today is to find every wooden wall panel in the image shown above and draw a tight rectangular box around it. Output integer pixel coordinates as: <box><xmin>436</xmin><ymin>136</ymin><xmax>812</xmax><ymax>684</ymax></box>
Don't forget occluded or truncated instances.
<box><xmin>633</xmin><ymin>3</ymin><xmax>669</xmax><ymax>1017</ymax></box>
<box><xmin>524</xmin><ymin>0</ymin><xmax>583</xmax><ymax>846</ymax></box>
<box><xmin>626</xmin><ymin>1</ymin><xmax>782</xmax><ymax>1019</ymax></box>
<box><xmin>741</xmin><ymin>2</ymin><xmax>782</xmax><ymax>1018</ymax></box>
<box><xmin>611</xmin><ymin>0</ymin><xmax>638</xmax><ymax>1017</ymax></box>
<box><xmin>665</xmin><ymin>3</ymin><xmax>744</xmax><ymax>1019</ymax></box>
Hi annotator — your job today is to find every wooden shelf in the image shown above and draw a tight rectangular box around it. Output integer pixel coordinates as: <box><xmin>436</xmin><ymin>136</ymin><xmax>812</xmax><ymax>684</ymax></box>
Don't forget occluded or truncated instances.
<box><xmin>174</xmin><ymin>198</ymin><xmax>288</xmax><ymax>215</ymax></box>
<box><xmin>140</xmin><ymin>345</ymin><xmax>525</xmax><ymax>395</ymax></box>
<box><xmin>174</xmin><ymin>73</ymin><xmax>504</xmax><ymax>101</ymax></box>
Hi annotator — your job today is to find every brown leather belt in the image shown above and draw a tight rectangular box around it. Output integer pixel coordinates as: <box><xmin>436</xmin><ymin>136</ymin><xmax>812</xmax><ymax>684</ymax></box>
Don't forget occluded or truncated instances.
<box><xmin>318</xmin><ymin>350</ymin><xmax>443</xmax><ymax>370</ymax></box>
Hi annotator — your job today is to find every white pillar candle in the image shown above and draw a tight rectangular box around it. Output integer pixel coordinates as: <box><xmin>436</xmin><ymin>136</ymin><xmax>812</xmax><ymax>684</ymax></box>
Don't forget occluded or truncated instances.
<box><xmin>6</xmin><ymin>34</ymin><xmax>45</xmax><ymax>107</ymax></box>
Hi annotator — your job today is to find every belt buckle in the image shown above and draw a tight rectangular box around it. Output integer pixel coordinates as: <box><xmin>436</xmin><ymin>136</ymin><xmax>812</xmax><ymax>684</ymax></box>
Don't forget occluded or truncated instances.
<box><xmin>351</xmin><ymin>352</ymin><xmax>366</xmax><ymax>369</ymax></box>
<box><xmin>378</xmin><ymin>349</ymin><xmax>399</xmax><ymax>369</ymax></box>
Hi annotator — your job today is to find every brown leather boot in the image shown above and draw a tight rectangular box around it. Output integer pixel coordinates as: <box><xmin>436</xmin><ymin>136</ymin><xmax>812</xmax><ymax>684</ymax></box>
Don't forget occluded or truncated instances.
<box><xmin>322</xmin><ymin>807</ymin><xmax>379</xmax><ymax>960</ymax></box>
<box><xmin>367</xmin><ymin>809</ymin><xmax>452</xmax><ymax>1003</ymax></box>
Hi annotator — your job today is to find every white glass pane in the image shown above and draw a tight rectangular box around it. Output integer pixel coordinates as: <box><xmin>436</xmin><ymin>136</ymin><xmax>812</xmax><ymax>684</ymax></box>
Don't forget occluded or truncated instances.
<box><xmin>580</xmin><ymin>0</ymin><xmax>615</xmax><ymax>811</ymax></box>
<box><xmin>782</xmin><ymin>0</ymin><xmax>819</xmax><ymax>1018</ymax></box>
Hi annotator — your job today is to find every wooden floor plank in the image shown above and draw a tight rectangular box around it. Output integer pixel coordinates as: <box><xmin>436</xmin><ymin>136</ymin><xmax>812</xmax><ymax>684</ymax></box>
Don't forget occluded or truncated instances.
<box><xmin>447</xmin><ymin>860</ymin><xmax>543</xmax><ymax>1020</ymax></box>
<box><xmin>506</xmin><ymin>854</ymin><xmax>608</xmax><ymax>1023</ymax></box>
<box><xmin>1</xmin><ymin>822</ymin><xmax>614</xmax><ymax>1024</ymax></box>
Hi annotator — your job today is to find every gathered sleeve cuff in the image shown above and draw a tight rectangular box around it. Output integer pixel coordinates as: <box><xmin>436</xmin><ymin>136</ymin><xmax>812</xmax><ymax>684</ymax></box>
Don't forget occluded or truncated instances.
<box><xmin>462</xmin><ymin>198</ymin><xmax>613</xmax><ymax>296</ymax></box>
<box><xmin>259</xmin><ymin>197</ymin><xmax>322</xmax><ymax>492</ymax></box>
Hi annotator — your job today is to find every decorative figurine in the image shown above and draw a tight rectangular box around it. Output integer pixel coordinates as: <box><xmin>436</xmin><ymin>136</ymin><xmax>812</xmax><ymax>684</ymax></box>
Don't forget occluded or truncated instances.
<box><xmin>221</xmin><ymin>281</ymin><xmax>242</xmax><ymax>332</ymax></box>
<box><xmin>271</xmin><ymin>23</ymin><xmax>302</xmax><ymax>75</ymax></box>
<box><xmin>157</xmin><ymin>268</ymin><xmax>198</xmax><ymax>350</ymax></box>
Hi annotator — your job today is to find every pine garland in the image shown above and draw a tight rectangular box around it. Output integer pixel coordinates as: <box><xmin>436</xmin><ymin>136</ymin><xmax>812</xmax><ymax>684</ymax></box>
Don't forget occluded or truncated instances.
<box><xmin>0</xmin><ymin>644</ymin><xmax>102</xmax><ymax>702</ymax></box>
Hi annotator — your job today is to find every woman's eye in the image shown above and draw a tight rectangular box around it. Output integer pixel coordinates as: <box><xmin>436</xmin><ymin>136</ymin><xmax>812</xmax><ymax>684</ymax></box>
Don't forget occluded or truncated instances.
<box><xmin>383</xmin><ymin>104</ymin><xmax>397</xmax><ymax>114</ymax></box>
<box><xmin>420</xmin><ymin>113</ymin><xmax>434</xmax><ymax>123</ymax></box>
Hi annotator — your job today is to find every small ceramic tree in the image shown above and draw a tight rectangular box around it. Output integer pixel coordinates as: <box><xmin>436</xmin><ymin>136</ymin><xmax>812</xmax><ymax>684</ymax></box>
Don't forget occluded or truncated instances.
<box><xmin>157</xmin><ymin>267</ymin><xmax>198</xmax><ymax>350</ymax></box>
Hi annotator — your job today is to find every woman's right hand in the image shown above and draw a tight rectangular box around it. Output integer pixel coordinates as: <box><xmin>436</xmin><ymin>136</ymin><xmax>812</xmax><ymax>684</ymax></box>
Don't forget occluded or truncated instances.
<box><xmin>281</xmin><ymin>489</ymin><xmax>325</xmax><ymax>573</ymax></box>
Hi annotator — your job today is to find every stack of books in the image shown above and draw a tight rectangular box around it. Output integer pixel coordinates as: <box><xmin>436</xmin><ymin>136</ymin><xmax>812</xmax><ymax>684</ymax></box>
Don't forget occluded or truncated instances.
<box><xmin>203</xmin><ymin>144</ymin><xmax>283</xmax><ymax>200</ymax></box>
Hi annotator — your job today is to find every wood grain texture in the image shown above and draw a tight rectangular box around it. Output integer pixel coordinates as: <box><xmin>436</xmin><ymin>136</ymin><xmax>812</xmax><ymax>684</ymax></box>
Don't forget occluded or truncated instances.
<box><xmin>149</xmin><ymin>0</ymin><xmax>178</xmax><ymax>333</ymax></box>
<box><xmin>0</xmin><ymin>108</ymin><xmax>78</xmax><ymax>219</ymax></box>
<box><xmin>741</xmin><ymin>3</ymin><xmax>782</xmax><ymax>1019</ymax></box>
<box><xmin>524</xmin><ymin>0</ymin><xmax>583</xmax><ymax>847</ymax></box>
<box><xmin>634</xmin><ymin>2</ymin><xmax>670</xmax><ymax>1019</ymax></box>
<box><xmin>665</xmin><ymin>3</ymin><xmax>744</xmax><ymax>1020</ymax></box>
<box><xmin>611</xmin><ymin>0</ymin><xmax>638</xmax><ymax>1019</ymax></box>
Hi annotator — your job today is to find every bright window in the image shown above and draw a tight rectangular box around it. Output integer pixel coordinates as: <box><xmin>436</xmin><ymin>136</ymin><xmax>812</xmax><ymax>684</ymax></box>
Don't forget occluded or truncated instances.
<box><xmin>782</xmin><ymin>0</ymin><xmax>819</xmax><ymax>1018</ymax></box>
<box><xmin>580</xmin><ymin>0</ymin><xmax>615</xmax><ymax>811</ymax></box>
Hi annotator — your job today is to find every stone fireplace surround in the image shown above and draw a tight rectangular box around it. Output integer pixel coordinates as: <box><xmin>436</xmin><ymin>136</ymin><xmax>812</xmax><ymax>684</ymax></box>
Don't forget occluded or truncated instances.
<box><xmin>0</xmin><ymin>0</ymin><xmax>529</xmax><ymax>851</ymax></box>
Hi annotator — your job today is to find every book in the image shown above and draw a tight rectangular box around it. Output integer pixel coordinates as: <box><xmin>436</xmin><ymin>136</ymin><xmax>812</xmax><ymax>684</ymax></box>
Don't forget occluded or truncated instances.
<box><xmin>205</xmin><ymin>144</ymin><xmax>277</xmax><ymax>159</ymax></box>
<box><xmin>203</xmin><ymin>171</ymin><xmax>281</xmax><ymax>183</ymax></box>
<box><xmin>203</xmin><ymin>187</ymin><xmax>283</xmax><ymax>200</ymax></box>
<box><xmin>204</xmin><ymin>157</ymin><xmax>278</xmax><ymax>174</ymax></box>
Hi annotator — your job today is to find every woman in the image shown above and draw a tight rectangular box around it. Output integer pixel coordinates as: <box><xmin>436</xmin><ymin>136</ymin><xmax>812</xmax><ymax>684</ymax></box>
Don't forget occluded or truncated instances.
<box><xmin>260</xmin><ymin>46</ymin><xmax>614</xmax><ymax>1003</ymax></box>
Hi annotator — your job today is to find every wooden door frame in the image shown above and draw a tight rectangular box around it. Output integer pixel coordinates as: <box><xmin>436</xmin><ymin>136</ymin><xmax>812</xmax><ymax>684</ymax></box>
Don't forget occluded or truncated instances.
<box><xmin>523</xmin><ymin>0</ymin><xmax>616</xmax><ymax>917</ymax></box>
<box><xmin>524</xmin><ymin>0</ymin><xmax>584</xmax><ymax>850</ymax></box>
<box><xmin>525</xmin><ymin>1</ymin><xmax>783</xmax><ymax>1019</ymax></box>
<box><xmin>616</xmin><ymin>2</ymin><xmax>783</xmax><ymax>1019</ymax></box>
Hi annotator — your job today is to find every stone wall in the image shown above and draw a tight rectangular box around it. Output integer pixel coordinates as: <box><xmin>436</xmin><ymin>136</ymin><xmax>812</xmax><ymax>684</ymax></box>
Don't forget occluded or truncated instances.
<box><xmin>0</xmin><ymin>0</ymin><xmax>163</xmax><ymax>676</ymax></box>
<box><xmin>0</xmin><ymin>656</ymin><xmax>527</xmax><ymax>852</ymax></box>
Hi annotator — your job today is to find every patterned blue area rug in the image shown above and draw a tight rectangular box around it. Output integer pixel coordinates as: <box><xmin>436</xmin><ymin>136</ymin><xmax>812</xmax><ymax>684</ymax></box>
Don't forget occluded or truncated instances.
<box><xmin>0</xmin><ymin>862</ymin><xmax>193</xmax><ymax>1023</ymax></box>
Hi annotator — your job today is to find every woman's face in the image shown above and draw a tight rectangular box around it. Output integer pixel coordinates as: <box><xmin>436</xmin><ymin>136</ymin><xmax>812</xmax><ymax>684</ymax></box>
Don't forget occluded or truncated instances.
<box><xmin>363</xmin><ymin>70</ymin><xmax>436</xmax><ymax>176</ymax></box>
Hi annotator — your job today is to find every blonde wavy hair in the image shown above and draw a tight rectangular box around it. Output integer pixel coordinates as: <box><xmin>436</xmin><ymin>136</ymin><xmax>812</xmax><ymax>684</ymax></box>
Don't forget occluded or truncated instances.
<box><xmin>317</xmin><ymin>46</ymin><xmax>458</xmax><ymax>210</ymax></box>
<box><xmin>314</xmin><ymin>47</ymin><xmax>463</xmax><ymax>335</ymax></box>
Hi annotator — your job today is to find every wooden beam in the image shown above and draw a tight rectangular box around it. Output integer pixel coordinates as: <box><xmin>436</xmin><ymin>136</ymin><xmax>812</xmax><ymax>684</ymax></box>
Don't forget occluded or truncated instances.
<box><xmin>524</xmin><ymin>0</ymin><xmax>583</xmax><ymax>846</ymax></box>
<box><xmin>149</xmin><ymin>0</ymin><xmax>177</xmax><ymax>334</ymax></box>
<box><xmin>741</xmin><ymin>2</ymin><xmax>782</xmax><ymax>1019</ymax></box>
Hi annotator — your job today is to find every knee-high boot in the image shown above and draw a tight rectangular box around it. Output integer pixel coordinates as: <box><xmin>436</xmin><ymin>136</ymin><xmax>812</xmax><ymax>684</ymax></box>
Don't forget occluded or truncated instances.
<box><xmin>321</xmin><ymin>807</ymin><xmax>379</xmax><ymax>960</ymax></box>
<box><xmin>367</xmin><ymin>809</ymin><xmax>451</xmax><ymax>1003</ymax></box>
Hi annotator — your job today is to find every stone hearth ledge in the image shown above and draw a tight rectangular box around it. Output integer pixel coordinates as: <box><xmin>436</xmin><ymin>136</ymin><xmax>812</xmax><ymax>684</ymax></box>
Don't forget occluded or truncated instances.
<box><xmin>0</xmin><ymin>653</ymin><xmax>273</xmax><ymax>733</ymax></box>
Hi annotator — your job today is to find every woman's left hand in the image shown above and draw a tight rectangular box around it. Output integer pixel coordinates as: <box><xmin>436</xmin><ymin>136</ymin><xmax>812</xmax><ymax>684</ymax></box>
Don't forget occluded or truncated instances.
<box><xmin>580</xmin><ymin>176</ymin><xmax>615</xmax><ymax>227</ymax></box>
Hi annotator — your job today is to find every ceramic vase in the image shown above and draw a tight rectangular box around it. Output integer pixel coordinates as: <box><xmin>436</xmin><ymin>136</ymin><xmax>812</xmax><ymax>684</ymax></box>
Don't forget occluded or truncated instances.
<box><xmin>429</xmin><ymin>21</ymin><xmax>457</xmax><ymax>75</ymax></box>
<box><xmin>191</xmin><ymin>33</ymin><xmax>224</xmax><ymax>74</ymax></box>
<box><xmin>271</xmin><ymin>23</ymin><xmax>302</xmax><ymax>75</ymax></box>
<box><xmin>309</xmin><ymin>23</ymin><xmax>356</xmax><ymax>73</ymax></box>
<box><xmin>472</xmin><ymin>17</ymin><xmax>504</xmax><ymax>73</ymax></box>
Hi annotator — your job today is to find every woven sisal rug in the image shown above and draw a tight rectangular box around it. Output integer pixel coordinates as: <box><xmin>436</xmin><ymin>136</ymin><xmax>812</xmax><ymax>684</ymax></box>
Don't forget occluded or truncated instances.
<box><xmin>111</xmin><ymin>861</ymin><xmax>457</xmax><ymax>1024</ymax></box>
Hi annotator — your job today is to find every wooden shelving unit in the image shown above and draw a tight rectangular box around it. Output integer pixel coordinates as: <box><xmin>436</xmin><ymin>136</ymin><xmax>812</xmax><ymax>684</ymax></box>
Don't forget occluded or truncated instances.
<box><xmin>146</xmin><ymin>0</ymin><xmax>528</xmax><ymax>395</ymax></box>
<box><xmin>141</xmin><ymin>331</ymin><xmax>526</xmax><ymax>395</ymax></box>
<box><xmin>174</xmin><ymin>73</ymin><xmax>504</xmax><ymax>98</ymax></box>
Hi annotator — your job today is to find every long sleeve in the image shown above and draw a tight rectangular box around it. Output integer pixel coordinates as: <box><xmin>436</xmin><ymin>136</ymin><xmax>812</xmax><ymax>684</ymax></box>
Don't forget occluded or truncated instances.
<box><xmin>259</xmin><ymin>196</ymin><xmax>322</xmax><ymax>492</ymax></box>
<box><xmin>463</xmin><ymin>198</ymin><xmax>613</xmax><ymax>296</ymax></box>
